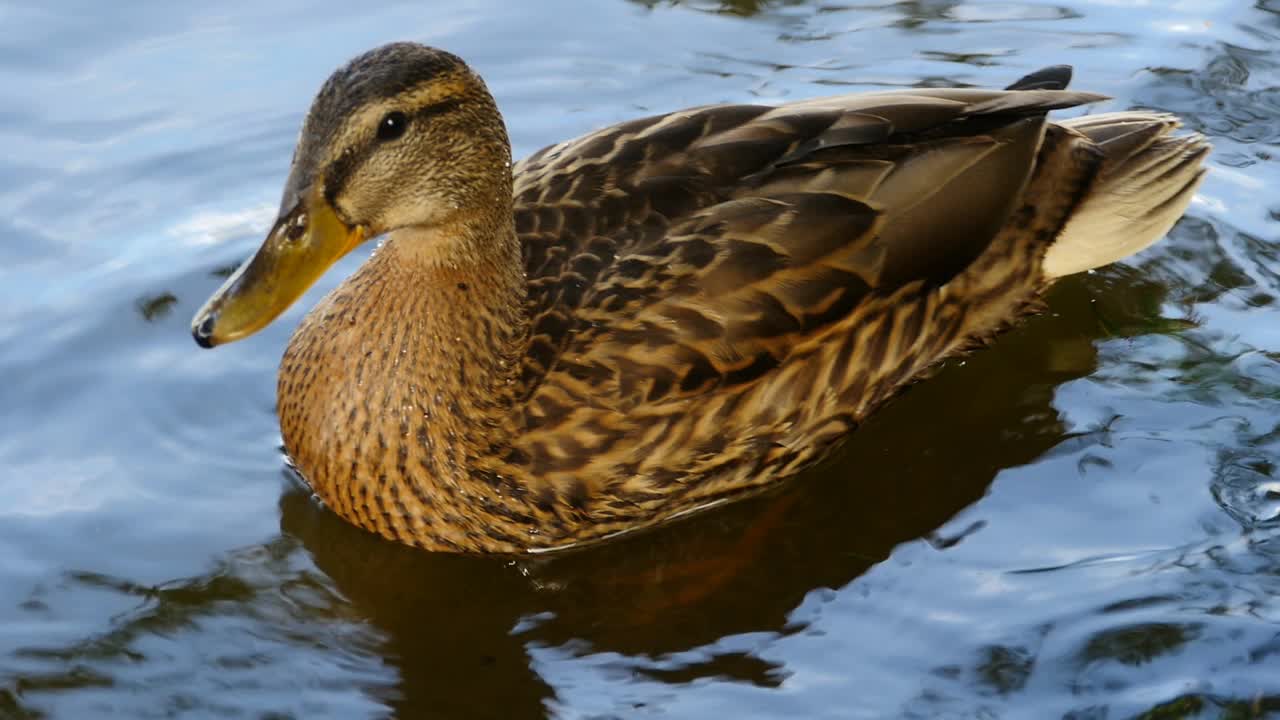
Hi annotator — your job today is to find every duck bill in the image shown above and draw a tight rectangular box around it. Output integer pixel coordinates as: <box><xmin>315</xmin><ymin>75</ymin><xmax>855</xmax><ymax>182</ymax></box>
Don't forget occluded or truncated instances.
<box><xmin>191</xmin><ymin>188</ymin><xmax>366</xmax><ymax>348</ymax></box>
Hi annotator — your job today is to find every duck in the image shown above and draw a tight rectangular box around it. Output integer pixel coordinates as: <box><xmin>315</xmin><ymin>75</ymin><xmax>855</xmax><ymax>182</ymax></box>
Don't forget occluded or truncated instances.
<box><xmin>191</xmin><ymin>42</ymin><xmax>1208</xmax><ymax>553</ymax></box>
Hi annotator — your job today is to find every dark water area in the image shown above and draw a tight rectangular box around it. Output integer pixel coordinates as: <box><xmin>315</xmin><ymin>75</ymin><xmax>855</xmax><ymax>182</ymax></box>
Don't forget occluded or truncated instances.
<box><xmin>2</xmin><ymin>1</ymin><xmax>1279</xmax><ymax>718</ymax></box>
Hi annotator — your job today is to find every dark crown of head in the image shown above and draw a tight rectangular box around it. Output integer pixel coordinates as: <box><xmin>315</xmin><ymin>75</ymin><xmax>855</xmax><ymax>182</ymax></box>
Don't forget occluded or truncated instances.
<box><xmin>317</xmin><ymin>43</ymin><xmax>467</xmax><ymax>114</ymax></box>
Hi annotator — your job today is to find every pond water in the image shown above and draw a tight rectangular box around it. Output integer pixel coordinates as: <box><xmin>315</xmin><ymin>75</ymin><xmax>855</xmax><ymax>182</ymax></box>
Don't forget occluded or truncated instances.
<box><xmin>3</xmin><ymin>1</ymin><xmax>1279</xmax><ymax>717</ymax></box>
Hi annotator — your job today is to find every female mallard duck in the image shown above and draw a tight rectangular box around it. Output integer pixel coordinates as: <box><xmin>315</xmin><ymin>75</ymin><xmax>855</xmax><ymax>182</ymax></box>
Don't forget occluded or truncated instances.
<box><xmin>192</xmin><ymin>43</ymin><xmax>1208</xmax><ymax>553</ymax></box>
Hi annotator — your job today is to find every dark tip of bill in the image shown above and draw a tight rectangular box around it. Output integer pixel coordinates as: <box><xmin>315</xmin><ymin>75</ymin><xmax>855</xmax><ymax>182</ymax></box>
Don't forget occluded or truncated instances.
<box><xmin>193</xmin><ymin>315</ymin><xmax>216</xmax><ymax>348</ymax></box>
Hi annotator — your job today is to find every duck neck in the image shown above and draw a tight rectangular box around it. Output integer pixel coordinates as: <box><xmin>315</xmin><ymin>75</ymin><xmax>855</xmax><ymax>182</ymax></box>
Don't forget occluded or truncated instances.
<box><xmin>277</xmin><ymin>212</ymin><xmax>531</xmax><ymax>550</ymax></box>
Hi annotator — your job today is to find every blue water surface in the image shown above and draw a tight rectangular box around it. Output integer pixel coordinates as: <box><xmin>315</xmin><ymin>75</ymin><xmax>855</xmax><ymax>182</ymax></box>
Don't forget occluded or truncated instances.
<box><xmin>2</xmin><ymin>1</ymin><xmax>1279</xmax><ymax>718</ymax></box>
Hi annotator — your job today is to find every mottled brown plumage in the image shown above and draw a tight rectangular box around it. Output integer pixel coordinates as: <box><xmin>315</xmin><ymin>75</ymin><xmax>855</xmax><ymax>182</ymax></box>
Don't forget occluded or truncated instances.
<box><xmin>195</xmin><ymin>44</ymin><xmax>1208</xmax><ymax>553</ymax></box>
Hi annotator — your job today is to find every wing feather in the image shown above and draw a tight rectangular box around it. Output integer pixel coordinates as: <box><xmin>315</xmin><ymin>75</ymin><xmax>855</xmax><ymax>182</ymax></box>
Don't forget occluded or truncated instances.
<box><xmin>510</xmin><ymin>83</ymin><xmax>1104</xmax><ymax>413</ymax></box>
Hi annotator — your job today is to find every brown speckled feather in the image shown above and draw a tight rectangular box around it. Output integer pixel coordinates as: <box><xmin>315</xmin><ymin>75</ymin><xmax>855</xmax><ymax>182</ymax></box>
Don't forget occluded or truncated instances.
<box><xmin>494</xmin><ymin>89</ymin><xmax>1106</xmax><ymax>545</ymax></box>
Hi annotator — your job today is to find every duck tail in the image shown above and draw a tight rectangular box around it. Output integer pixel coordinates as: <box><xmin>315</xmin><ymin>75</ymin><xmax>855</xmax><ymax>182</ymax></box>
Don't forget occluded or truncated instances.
<box><xmin>1041</xmin><ymin>112</ymin><xmax>1210</xmax><ymax>278</ymax></box>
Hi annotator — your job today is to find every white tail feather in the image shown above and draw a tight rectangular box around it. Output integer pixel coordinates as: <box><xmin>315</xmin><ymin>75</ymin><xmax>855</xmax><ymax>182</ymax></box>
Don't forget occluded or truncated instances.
<box><xmin>1042</xmin><ymin>112</ymin><xmax>1210</xmax><ymax>278</ymax></box>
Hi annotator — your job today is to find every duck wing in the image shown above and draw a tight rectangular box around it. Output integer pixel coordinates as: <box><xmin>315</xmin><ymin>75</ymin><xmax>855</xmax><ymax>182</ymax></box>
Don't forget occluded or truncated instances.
<box><xmin>511</xmin><ymin>81</ymin><xmax>1105</xmax><ymax>414</ymax></box>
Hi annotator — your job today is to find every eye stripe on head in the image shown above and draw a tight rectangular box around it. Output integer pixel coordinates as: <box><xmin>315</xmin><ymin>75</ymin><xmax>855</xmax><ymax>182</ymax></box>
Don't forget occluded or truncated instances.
<box><xmin>372</xmin><ymin>96</ymin><xmax>462</xmax><ymax>145</ymax></box>
<box><xmin>416</xmin><ymin>97</ymin><xmax>463</xmax><ymax>119</ymax></box>
<box><xmin>324</xmin><ymin>96</ymin><xmax>467</xmax><ymax>210</ymax></box>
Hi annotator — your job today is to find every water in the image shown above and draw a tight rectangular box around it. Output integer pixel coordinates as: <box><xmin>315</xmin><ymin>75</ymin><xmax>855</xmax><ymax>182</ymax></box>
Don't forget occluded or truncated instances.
<box><xmin>2</xmin><ymin>1</ymin><xmax>1278</xmax><ymax>717</ymax></box>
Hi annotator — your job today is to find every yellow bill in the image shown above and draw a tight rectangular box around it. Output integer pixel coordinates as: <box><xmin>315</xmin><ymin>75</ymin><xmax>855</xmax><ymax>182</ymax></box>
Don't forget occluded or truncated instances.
<box><xmin>191</xmin><ymin>185</ymin><xmax>366</xmax><ymax>348</ymax></box>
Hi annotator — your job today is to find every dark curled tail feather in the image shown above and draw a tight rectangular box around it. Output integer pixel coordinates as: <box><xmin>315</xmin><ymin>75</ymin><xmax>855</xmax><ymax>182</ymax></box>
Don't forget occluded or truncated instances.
<box><xmin>1006</xmin><ymin>65</ymin><xmax>1074</xmax><ymax>92</ymax></box>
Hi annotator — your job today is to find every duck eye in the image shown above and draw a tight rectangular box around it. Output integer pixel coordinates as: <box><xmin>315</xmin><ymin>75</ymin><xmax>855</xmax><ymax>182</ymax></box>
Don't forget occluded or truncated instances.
<box><xmin>376</xmin><ymin>111</ymin><xmax>408</xmax><ymax>141</ymax></box>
